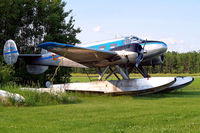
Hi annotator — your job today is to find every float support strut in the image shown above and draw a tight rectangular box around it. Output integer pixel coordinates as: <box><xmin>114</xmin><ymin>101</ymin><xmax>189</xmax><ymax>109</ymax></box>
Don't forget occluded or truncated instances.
<box><xmin>98</xmin><ymin>66</ymin><xmax>109</xmax><ymax>81</ymax></box>
<box><xmin>115</xmin><ymin>65</ymin><xmax>129</xmax><ymax>80</ymax></box>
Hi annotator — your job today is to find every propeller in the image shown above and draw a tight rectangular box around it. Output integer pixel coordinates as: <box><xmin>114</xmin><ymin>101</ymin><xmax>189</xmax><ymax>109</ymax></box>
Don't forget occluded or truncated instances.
<box><xmin>136</xmin><ymin>39</ymin><xmax>147</xmax><ymax>68</ymax></box>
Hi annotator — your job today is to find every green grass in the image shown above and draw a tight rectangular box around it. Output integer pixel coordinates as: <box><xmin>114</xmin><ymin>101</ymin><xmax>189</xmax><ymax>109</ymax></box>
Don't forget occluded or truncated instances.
<box><xmin>70</xmin><ymin>73</ymin><xmax>200</xmax><ymax>82</ymax></box>
<box><xmin>0</xmin><ymin>76</ymin><xmax>200</xmax><ymax>132</ymax></box>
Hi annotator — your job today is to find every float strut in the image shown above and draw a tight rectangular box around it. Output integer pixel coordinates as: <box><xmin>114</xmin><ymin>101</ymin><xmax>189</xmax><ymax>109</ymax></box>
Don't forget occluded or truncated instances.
<box><xmin>135</xmin><ymin>65</ymin><xmax>151</xmax><ymax>78</ymax></box>
<box><xmin>115</xmin><ymin>65</ymin><xmax>129</xmax><ymax>80</ymax></box>
<box><xmin>108</xmin><ymin>67</ymin><xmax>120</xmax><ymax>80</ymax></box>
<box><xmin>124</xmin><ymin>65</ymin><xmax>129</xmax><ymax>77</ymax></box>
<box><xmin>98</xmin><ymin>66</ymin><xmax>109</xmax><ymax>81</ymax></box>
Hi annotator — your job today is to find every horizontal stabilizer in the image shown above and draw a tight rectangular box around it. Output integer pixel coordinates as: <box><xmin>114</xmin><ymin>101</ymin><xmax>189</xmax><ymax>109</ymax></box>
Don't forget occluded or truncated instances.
<box><xmin>19</xmin><ymin>54</ymin><xmax>42</xmax><ymax>57</ymax></box>
<box><xmin>19</xmin><ymin>54</ymin><xmax>42</xmax><ymax>61</ymax></box>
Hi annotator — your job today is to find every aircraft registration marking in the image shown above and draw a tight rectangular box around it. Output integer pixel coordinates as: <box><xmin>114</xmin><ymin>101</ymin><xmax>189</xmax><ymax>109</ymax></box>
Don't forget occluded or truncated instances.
<box><xmin>38</xmin><ymin>55</ymin><xmax>61</xmax><ymax>61</ymax></box>
<box><xmin>52</xmin><ymin>54</ymin><xmax>60</xmax><ymax>61</ymax></box>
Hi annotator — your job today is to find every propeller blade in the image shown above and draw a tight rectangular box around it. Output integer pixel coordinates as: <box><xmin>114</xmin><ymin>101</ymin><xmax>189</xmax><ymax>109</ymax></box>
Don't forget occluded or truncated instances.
<box><xmin>136</xmin><ymin>53</ymin><xmax>143</xmax><ymax>67</ymax></box>
<box><xmin>135</xmin><ymin>39</ymin><xmax>147</xmax><ymax>68</ymax></box>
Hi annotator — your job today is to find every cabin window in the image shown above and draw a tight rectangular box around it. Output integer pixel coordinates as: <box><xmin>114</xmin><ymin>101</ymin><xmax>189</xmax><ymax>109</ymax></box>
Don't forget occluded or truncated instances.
<box><xmin>99</xmin><ymin>45</ymin><xmax>106</xmax><ymax>50</ymax></box>
<box><xmin>124</xmin><ymin>38</ymin><xmax>131</xmax><ymax>45</ymax></box>
<box><xmin>110</xmin><ymin>43</ymin><xmax>117</xmax><ymax>49</ymax></box>
<box><xmin>90</xmin><ymin>47</ymin><xmax>96</xmax><ymax>49</ymax></box>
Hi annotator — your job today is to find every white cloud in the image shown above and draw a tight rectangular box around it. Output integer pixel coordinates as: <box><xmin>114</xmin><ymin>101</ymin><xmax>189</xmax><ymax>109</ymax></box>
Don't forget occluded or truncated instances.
<box><xmin>159</xmin><ymin>37</ymin><xmax>186</xmax><ymax>52</ymax></box>
<box><xmin>160</xmin><ymin>37</ymin><xmax>184</xmax><ymax>45</ymax></box>
<box><xmin>93</xmin><ymin>26</ymin><xmax>101</xmax><ymax>32</ymax></box>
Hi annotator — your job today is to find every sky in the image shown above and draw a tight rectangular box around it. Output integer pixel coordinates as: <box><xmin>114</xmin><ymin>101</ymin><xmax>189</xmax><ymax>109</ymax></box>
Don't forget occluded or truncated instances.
<box><xmin>64</xmin><ymin>0</ymin><xmax>200</xmax><ymax>52</ymax></box>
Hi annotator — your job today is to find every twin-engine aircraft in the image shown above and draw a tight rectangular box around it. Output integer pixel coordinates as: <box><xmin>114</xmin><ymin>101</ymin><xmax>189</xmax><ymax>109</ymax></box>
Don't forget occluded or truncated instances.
<box><xmin>3</xmin><ymin>36</ymin><xmax>194</xmax><ymax>95</ymax></box>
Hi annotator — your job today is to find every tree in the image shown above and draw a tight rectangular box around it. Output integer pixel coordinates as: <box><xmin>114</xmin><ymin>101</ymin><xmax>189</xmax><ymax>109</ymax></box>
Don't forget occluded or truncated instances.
<box><xmin>0</xmin><ymin>0</ymin><xmax>81</xmax><ymax>85</ymax></box>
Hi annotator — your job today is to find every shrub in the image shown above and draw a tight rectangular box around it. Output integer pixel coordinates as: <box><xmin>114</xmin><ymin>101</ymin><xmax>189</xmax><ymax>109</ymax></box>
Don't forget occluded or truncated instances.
<box><xmin>0</xmin><ymin>63</ymin><xmax>14</xmax><ymax>84</ymax></box>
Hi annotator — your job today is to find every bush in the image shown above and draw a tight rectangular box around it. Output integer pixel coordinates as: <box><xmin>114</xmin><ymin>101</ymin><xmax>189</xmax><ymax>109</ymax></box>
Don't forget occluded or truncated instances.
<box><xmin>0</xmin><ymin>63</ymin><xmax>14</xmax><ymax>84</ymax></box>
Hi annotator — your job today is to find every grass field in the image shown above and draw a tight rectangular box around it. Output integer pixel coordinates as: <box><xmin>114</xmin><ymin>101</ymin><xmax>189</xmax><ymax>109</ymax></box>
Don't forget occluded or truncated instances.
<box><xmin>70</xmin><ymin>73</ymin><xmax>200</xmax><ymax>82</ymax></box>
<box><xmin>0</xmin><ymin>75</ymin><xmax>200</xmax><ymax>133</ymax></box>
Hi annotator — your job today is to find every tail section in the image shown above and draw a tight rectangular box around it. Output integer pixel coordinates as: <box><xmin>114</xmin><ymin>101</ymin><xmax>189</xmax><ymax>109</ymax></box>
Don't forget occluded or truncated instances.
<box><xmin>3</xmin><ymin>40</ymin><xmax>19</xmax><ymax>64</ymax></box>
<box><xmin>3</xmin><ymin>40</ymin><xmax>49</xmax><ymax>74</ymax></box>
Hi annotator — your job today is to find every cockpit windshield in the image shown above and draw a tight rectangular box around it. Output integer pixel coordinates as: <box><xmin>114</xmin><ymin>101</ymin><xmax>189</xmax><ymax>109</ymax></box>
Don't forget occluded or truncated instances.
<box><xmin>124</xmin><ymin>36</ymin><xmax>144</xmax><ymax>45</ymax></box>
<box><xmin>130</xmin><ymin>36</ymin><xmax>144</xmax><ymax>43</ymax></box>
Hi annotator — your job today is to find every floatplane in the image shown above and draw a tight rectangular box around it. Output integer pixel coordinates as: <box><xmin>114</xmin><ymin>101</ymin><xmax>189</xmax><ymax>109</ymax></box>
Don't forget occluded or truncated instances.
<box><xmin>3</xmin><ymin>36</ymin><xmax>194</xmax><ymax>95</ymax></box>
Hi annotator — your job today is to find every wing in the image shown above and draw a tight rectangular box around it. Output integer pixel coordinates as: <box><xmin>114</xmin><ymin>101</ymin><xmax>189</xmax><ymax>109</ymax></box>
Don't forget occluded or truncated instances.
<box><xmin>38</xmin><ymin>42</ymin><xmax>120</xmax><ymax>66</ymax></box>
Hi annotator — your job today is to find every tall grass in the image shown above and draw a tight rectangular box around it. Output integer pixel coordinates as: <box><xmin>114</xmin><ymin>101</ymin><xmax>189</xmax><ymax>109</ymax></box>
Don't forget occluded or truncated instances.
<box><xmin>0</xmin><ymin>82</ymin><xmax>80</xmax><ymax>106</ymax></box>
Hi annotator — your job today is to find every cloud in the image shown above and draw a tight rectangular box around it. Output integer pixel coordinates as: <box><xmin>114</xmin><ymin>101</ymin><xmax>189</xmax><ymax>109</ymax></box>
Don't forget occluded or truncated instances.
<box><xmin>160</xmin><ymin>37</ymin><xmax>185</xmax><ymax>52</ymax></box>
<box><xmin>160</xmin><ymin>38</ymin><xmax>184</xmax><ymax>45</ymax></box>
<box><xmin>93</xmin><ymin>26</ymin><xmax>101</xmax><ymax>32</ymax></box>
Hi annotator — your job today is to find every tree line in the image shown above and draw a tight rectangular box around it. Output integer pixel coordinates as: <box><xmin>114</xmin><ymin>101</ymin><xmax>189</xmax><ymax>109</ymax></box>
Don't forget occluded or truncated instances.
<box><xmin>147</xmin><ymin>51</ymin><xmax>200</xmax><ymax>74</ymax></box>
<box><xmin>72</xmin><ymin>51</ymin><xmax>200</xmax><ymax>74</ymax></box>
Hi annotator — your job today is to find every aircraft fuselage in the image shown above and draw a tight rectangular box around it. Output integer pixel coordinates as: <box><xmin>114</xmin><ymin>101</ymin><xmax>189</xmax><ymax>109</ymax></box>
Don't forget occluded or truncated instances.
<box><xmin>29</xmin><ymin>37</ymin><xmax>167</xmax><ymax>68</ymax></box>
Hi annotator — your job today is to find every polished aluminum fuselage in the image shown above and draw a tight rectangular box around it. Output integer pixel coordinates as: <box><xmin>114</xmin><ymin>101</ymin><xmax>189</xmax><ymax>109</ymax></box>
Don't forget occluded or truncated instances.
<box><xmin>29</xmin><ymin>41</ymin><xmax>167</xmax><ymax>68</ymax></box>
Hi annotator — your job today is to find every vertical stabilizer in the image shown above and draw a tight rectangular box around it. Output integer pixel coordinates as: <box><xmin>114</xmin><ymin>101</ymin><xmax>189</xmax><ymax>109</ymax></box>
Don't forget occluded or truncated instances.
<box><xmin>3</xmin><ymin>40</ymin><xmax>19</xmax><ymax>64</ymax></box>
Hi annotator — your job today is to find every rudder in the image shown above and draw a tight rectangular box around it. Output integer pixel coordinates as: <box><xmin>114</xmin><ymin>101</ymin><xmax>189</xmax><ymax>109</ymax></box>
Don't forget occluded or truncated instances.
<box><xmin>3</xmin><ymin>40</ymin><xmax>19</xmax><ymax>64</ymax></box>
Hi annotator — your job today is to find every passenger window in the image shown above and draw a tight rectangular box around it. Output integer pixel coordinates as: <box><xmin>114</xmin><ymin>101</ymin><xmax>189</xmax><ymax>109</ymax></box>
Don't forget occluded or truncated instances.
<box><xmin>110</xmin><ymin>44</ymin><xmax>117</xmax><ymax>49</ymax></box>
<box><xmin>90</xmin><ymin>47</ymin><xmax>96</xmax><ymax>49</ymax></box>
<box><xmin>99</xmin><ymin>45</ymin><xmax>106</xmax><ymax>50</ymax></box>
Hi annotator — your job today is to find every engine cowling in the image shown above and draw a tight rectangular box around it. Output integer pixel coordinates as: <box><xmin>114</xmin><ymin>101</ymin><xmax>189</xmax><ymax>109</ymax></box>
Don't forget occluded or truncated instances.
<box><xmin>142</xmin><ymin>55</ymin><xmax>164</xmax><ymax>66</ymax></box>
<box><xmin>26</xmin><ymin>65</ymin><xmax>48</xmax><ymax>74</ymax></box>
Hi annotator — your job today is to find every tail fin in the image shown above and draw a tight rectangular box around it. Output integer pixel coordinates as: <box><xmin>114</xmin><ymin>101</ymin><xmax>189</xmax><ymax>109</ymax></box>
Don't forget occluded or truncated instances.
<box><xmin>3</xmin><ymin>40</ymin><xmax>19</xmax><ymax>64</ymax></box>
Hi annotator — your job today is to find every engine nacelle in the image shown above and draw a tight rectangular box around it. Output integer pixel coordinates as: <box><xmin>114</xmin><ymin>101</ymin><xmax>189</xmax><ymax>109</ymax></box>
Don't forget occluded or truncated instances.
<box><xmin>142</xmin><ymin>55</ymin><xmax>164</xmax><ymax>66</ymax></box>
<box><xmin>26</xmin><ymin>65</ymin><xmax>48</xmax><ymax>74</ymax></box>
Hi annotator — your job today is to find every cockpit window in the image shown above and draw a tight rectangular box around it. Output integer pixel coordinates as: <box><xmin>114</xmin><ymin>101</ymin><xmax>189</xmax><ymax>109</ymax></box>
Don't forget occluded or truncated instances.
<box><xmin>124</xmin><ymin>36</ymin><xmax>144</xmax><ymax>45</ymax></box>
<box><xmin>130</xmin><ymin>36</ymin><xmax>144</xmax><ymax>43</ymax></box>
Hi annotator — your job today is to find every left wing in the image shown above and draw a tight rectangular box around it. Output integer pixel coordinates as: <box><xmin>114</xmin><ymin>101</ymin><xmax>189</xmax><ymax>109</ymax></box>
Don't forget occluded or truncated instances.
<box><xmin>38</xmin><ymin>42</ymin><xmax>120</xmax><ymax>65</ymax></box>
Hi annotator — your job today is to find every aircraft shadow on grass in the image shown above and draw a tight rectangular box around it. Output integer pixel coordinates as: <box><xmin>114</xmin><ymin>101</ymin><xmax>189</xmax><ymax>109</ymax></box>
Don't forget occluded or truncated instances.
<box><xmin>132</xmin><ymin>88</ymin><xmax>200</xmax><ymax>100</ymax></box>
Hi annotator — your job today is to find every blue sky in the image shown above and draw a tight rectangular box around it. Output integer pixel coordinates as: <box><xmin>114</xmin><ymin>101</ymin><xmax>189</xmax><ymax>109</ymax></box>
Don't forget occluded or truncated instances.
<box><xmin>65</xmin><ymin>0</ymin><xmax>200</xmax><ymax>52</ymax></box>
